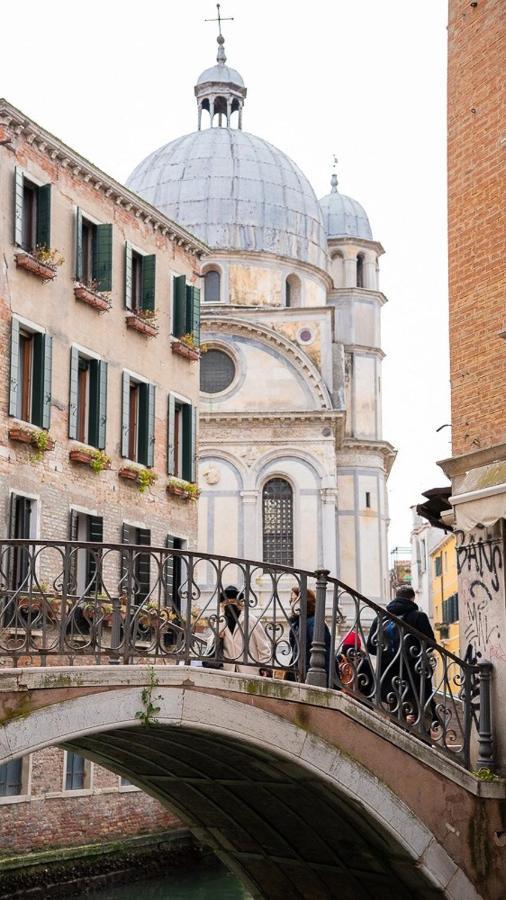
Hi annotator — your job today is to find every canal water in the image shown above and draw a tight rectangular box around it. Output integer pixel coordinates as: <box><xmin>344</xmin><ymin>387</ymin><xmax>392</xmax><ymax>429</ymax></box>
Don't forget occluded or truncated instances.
<box><xmin>71</xmin><ymin>854</ymin><xmax>252</xmax><ymax>899</ymax></box>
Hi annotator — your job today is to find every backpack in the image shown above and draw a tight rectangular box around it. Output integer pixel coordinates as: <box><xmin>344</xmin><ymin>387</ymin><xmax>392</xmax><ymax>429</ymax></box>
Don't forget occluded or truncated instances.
<box><xmin>383</xmin><ymin>615</ymin><xmax>405</xmax><ymax>654</ymax></box>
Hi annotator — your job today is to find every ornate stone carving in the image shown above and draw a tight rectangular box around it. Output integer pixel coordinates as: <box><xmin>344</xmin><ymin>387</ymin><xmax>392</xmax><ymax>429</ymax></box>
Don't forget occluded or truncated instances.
<box><xmin>202</xmin><ymin>464</ymin><xmax>221</xmax><ymax>485</ymax></box>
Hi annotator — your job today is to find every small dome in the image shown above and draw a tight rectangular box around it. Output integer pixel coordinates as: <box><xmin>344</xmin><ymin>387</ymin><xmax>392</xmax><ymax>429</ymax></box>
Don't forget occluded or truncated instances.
<box><xmin>197</xmin><ymin>64</ymin><xmax>244</xmax><ymax>87</ymax></box>
<box><xmin>319</xmin><ymin>175</ymin><xmax>373</xmax><ymax>240</ymax></box>
<box><xmin>127</xmin><ymin>128</ymin><xmax>328</xmax><ymax>269</ymax></box>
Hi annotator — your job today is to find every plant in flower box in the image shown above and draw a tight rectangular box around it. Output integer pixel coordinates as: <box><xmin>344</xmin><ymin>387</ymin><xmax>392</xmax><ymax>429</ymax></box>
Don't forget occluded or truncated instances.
<box><xmin>166</xmin><ymin>478</ymin><xmax>200</xmax><ymax>502</ymax></box>
<box><xmin>82</xmin><ymin>595</ymin><xmax>114</xmax><ymax>624</ymax></box>
<box><xmin>69</xmin><ymin>447</ymin><xmax>111</xmax><ymax>472</ymax></box>
<box><xmin>137</xmin><ymin>600</ymin><xmax>178</xmax><ymax>629</ymax></box>
<box><xmin>74</xmin><ymin>278</ymin><xmax>112</xmax><ymax>311</ymax></box>
<box><xmin>16</xmin><ymin>581</ymin><xmax>52</xmax><ymax>616</ymax></box>
<box><xmin>33</xmin><ymin>246</ymin><xmax>64</xmax><ymax>268</ymax></box>
<box><xmin>8</xmin><ymin>425</ymin><xmax>55</xmax><ymax>459</ymax></box>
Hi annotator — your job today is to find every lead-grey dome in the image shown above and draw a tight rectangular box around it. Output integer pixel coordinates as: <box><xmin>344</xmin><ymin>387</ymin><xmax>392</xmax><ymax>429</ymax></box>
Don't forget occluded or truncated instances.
<box><xmin>126</xmin><ymin>128</ymin><xmax>328</xmax><ymax>269</ymax></box>
<box><xmin>197</xmin><ymin>64</ymin><xmax>244</xmax><ymax>87</ymax></box>
<box><xmin>319</xmin><ymin>175</ymin><xmax>373</xmax><ymax>241</ymax></box>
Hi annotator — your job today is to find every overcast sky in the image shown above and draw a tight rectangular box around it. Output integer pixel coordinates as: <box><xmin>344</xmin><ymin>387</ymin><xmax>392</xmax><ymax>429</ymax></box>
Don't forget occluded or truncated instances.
<box><xmin>1</xmin><ymin>0</ymin><xmax>451</xmax><ymax>556</ymax></box>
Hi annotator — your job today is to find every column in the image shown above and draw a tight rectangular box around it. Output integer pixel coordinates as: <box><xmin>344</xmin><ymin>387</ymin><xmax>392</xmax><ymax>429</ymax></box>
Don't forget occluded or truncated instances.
<box><xmin>343</xmin><ymin>248</ymin><xmax>357</xmax><ymax>288</ymax></box>
<box><xmin>364</xmin><ymin>251</ymin><xmax>377</xmax><ymax>290</ymax></box>
<box><xmin>240</xmin><ymin>491</ymin><xmax>258</xmax><ymax>560</ymax></box>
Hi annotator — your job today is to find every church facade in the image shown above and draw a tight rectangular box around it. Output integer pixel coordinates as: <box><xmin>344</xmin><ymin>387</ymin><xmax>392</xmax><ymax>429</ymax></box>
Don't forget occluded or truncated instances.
<box><xmin>128</xmin><ymin>33</ymin><xmax>395</xmax><ymax>605</ymax></box>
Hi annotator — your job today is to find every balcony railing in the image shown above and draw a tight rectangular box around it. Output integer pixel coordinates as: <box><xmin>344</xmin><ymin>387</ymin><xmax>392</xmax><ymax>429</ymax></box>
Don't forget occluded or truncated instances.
<box><xmin>0</xmin><ymin>539</ymin><xmax>493</xmax><ymax>771</ymax></box>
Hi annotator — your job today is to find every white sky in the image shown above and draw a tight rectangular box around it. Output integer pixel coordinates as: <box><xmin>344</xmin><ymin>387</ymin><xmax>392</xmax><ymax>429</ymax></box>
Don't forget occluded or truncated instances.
<box><xmin>0</xmin><ymin>0</ymin><xmax>452</xmax><ymax>557</ymax></box>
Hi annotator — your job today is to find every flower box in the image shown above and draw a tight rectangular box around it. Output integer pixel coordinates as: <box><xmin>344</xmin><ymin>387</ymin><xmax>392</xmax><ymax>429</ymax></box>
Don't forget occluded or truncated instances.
<box><xmin>171</xmin><ymin>340</ymin><xmax>200</xmax><ymax>361</ymax></box>
<box><xmin>118</xmin><ymin>466</ymin><xmax>141</xmax><ymax>482</ymax></box>
<box><xmin>74</xmin><ymin>283</ymin><xmax>111</xmax><ymax>312</ymax></box>
<box><xmin>15</xmin><ymin>252</ymin><xmax>57</xmax><ymax>282</ymax></box>
<box><xmin>69</xmin><ymin>448</ymin><xmax>111</xmax><ymax>470</ymax></box>
<box><xmin>166</xmin><ymin>483</ymin><xmax>189</xmax><ymax>499</ymax></box>
<box><xmin>8</xmin><ymin>426</ymin><xmax>55</xmax><ymax>451</ymax></box>
<box><xmin>166</xmin><ymin>480</ymin><xmax>200</xmax><ymax>502</ymax></box>
<box><xmin>126</xmin><ymin>314</ymin><xmax>158</xmax><ymax>337</ymax></box>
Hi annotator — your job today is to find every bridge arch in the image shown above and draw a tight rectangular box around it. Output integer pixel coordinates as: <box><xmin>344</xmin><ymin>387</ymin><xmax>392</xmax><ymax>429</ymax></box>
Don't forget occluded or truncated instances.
<box><xmin>0</xmin><ymin>669</ymin><xmax>481</xmax><ymax>900</ymax></box>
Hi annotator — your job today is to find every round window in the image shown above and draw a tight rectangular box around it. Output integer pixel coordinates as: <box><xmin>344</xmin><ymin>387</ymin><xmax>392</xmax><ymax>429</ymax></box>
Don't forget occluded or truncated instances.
<box><xmin>200</xmin><ymin>349</ymin><xmax>236</xmax><ymax>394</ymax></box>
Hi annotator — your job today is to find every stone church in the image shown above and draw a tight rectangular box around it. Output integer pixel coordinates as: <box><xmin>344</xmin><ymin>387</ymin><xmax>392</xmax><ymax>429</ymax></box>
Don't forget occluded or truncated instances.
<box><xmin>127</xmin><ymin>32</ymin><xmax>395</xmax><ymax>604</ymax></box>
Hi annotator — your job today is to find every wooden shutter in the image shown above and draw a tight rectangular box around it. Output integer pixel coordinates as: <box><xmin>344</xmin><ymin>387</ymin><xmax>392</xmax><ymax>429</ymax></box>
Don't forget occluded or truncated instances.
<box><xmin>191</xmin><ymin>406</ymin><xmax>197</xmax><ymax>482</ymax></box>
<box><xmin>87</xmin><ymin>516</ymin><xmax>103</xmax><ymax>593</ymax></box>
<box><xmin>120</xmin><ymin>521</ymin><xmax>133</xmax><ymax>588</ymax></box>
<box><xmin>173</xmin><ymin>275</ymin><xmax>186</xmax><ymax>337</ymax></box>
<box><xmin>94</xmin><ymin>224</ymin><xmax>113</xmax><ymax>292</ymax></box>
<box><xmin>142</xmin><ymin>254</ymin><xmax>156</xmax><ymax>311</ymax></box>
<box><xmin>68</xmin><ymin>347</ymin><xmax>79</xmax><ymax>439</ymax></box>
<box><xmin>68</xmin><ymin>509</ymin><xmax>79</xmax><ymax>594</ymax></box>
<box><xmin>164</xmin><ymin>535</ymin><xmax>175</xmax><ymax>606</ymax></box>
<box><xmin>14</xmin><ymin>167</ymin><xmax>24</xmax><ymax>246</ymax></box>
<box><xmin>31</xmin><ymin>332</ymin><xmax>44</xmax><ymax>428</ymax></box>
<box><xmin>146</xmin><ymin>383</ymin><xmax>155</xmax><ymax>467</ymax></box>
<box><xmin>167</xmin><ymin>393</ymin><xmax>176</xmax><ymax>475</ymax></box>
<box><xmin>9</xmin><ymin>318</ymin><xmax>20</xmax><ymax>417</ymax></box>
<box><xmin>75</xmin><ymin>207</ymin><xmax>83</xmax><ymax>281</ymax></box>
<box><xmin>137</xmin><ymin>528</ymin><xmax>151</xmax><ymax>601</ymax></box>
<box><xmin>36</xmin><ymin>184</ymin><xmax>51</xmax><ymax>248</ymax></box>
<box><xmin>182</xmin><ymin>404</ymin><xmax>193</xmax><ymax>482</ymax></box>
<box><xmin>120</xmin><ymin>371</ymin><xmax>130</xmax><ymax>457</ymax></box>
<box><xmin>124</xmin><ymin>242</ymin><xmax>132</xmax><ymax>309</ymax></box>
<box><xmin>97</xmin><ymin>360</ymin><xmax>107</xmax><ymax>450</ymax></box>
<box><xmin>186</xmin><ymin>285</ymin><xmax>200</xmax><ymax>344</ymax></box>
<box><xmin>41</xmin><ymin>334</ymin><xmax>52</xmax><ymax>429</ymax></box>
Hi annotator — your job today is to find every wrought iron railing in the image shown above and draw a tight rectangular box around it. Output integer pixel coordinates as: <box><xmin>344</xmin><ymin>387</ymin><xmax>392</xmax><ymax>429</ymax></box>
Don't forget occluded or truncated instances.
<box><xmin>0</xmin><ymin>540</ymin><xmax>493</xmax><ymax>771</ymax></box>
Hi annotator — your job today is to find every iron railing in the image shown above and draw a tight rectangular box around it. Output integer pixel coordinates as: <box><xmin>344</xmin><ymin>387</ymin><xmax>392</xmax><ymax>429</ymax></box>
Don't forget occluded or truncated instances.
<box><xmin>0</xmin><ymin>539</ymin><xmax>493</xmax><ymax>771</ymax></box>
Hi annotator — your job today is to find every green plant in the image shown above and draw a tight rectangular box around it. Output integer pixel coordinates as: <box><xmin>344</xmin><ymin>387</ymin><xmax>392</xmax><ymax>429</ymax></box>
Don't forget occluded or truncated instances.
<box><xmin>179</xmin><ymin>332</ymin><xmax>199</xmax><ymax>350</ymax></box>
<box><xmin>135</xmin><ymin>667</ymin><xmax>161</xmax><ymax>726</ymax></box>
<box><xmin>472</xmin><ymin>768</ymin><xmax>503</xmax><ymax>782</ymax></box>
<box><xmin>167</xmin><ymin>477</ymin><xmax>200</xmax><ymax>501</ymax></box>
<box><xmin>137</xmin><ymin>468</ymin><xmax>158</xmax><ymax>493</ymax></box>
<box><xmin>89</xmin><ymin>450</ymin><xmax>111</xmax><ymax>473</ymax></box>
<box><xmin>33</xmin><ymin>245</ymin><xmax>64</xmax><ymax>268</ymax></box>
<box><xmin>31</xmin><ymin>429</ymin><xmax>54</xmax><ymax>461</ymax></box>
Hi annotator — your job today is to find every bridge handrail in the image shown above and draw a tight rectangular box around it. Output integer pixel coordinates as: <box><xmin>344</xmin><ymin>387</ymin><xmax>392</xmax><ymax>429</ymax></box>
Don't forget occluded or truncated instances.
<box><xmin>0</xmin><ymin>538</ymin><xmax>493</xmax><ymax>771</ymax></box>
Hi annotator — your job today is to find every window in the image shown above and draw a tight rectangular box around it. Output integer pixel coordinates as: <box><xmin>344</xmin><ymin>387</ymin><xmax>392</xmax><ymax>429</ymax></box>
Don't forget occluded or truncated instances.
<box><xmin>434</xmin><ymin>555</ymin><xmax>442</xmax><ymax>577</ymax></box>
<box><xmin>204</xmin><ymin>269</ymin><xmax>220</xmax><ymax>303</ymax></box>
<box><xmin>200</xmin><ymin>349</ymin><xmax>235</xmax><ymax>394</ymax></box>
<box><xmin>167</xmin><ymin>395</ymin><xmax>195</xmax><ymax>482</ymax></box>
<box><xmin>442</xmin><ymin>593</ymin><xmax>459</xmax><ymax>625</ymax></box>
<box><xmin>165</xmin><ymin>535</ymin><xmax>184</xmax><ymax>610</ymax></box>
<box><xmin>9</xmin><ymin>319</ymin><xmax>52</xmax><ymax>427</ymax></box>
<box><xmin>365</xmin><ymin>492</ymin><xmax>371</xmax><ymax>509</ymax></box>
<box><xmin>121</xmin><ymin>373</ymin><xmax>155</xmax><ymax>466</ymax></box>
<box><xmin>8</xmin><ymin>494</ymin><xmax>36</xmax><ymax>591</ymax></box>
<box><xmin>69</xmin><ymin>348</ymin><xmax>107</xmax><ymax>448</ymax></box>
<box><xmin>69</xmin><ymin>511</ymin><xmax>103</xmax><ymax>597</ymax></box>
<box><xmin>14</xmin><ymin>167</ymin><xmax>51</xmax><ymax>253</ymax></box>
<box><xmin>285</xmin><ymin>274</ymin><xmax>301</xmax><ymax>307</ymax></box>
<box><xmin>172</xmin><ymin>275</ymin><xmax>200</xmax><ymax>344</ymax></box>
<box><xmin>75</xmin><ymin>209</ymin><xmax>112</xmax><ymax>291</ymax></box>
<box><xmin>262</xmin><ymin>478</ymin><xmax>294</xmax><ymax>566</ymax></box>
<box><xmin>65</xmin><ymin>752</ymin><xmax>86</xmax><ymax>791</ymax></box>
<box><xmin>121</xmin><ymin>524</ymin><xmax>151</xmax><ymax>601</ymax></box>
<box><xmin>356</xmin><ymin>254</ymin><xmax>365</xmax><ymax>288</ymax></box>
<box><xmin>125</xmin><ymin>243</ymin><xmax>156</xmax><ymax>313</ymax></box>
<box><xmin>0</xmin><ymin>759</ymin><xmax>23</xmax><ymax>797</ymax></box>
<box><xmin>285</xmin><ymin>279</ymin><xmax>291</xmax><ymax>307</ymax></box>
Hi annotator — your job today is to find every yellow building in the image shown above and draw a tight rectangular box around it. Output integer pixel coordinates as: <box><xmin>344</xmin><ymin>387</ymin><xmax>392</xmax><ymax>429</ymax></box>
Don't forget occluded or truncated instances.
<box><xmin>431</xmin><ymin>534</ymin><xmax>459</xmax><ymax>658</ymax></box>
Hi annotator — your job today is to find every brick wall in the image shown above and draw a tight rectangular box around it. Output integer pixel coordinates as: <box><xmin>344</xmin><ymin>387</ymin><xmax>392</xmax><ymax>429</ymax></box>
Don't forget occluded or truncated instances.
<box><xmin>447</xmin><ymin>0</ymin><xmax>506</xmax><ymax>456</ymax></box>
<box><xmin>0</xmin><ymin>746</ymin><xmax>180</xmax><ymax>855</ymax></box>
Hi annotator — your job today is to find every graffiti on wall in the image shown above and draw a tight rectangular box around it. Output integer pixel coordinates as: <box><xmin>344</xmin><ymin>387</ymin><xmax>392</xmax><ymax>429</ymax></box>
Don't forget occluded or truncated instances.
<box><xmin>456</xmin><ymin>527</ymin><xmax>504</xmax><ymax>656</ymax></box>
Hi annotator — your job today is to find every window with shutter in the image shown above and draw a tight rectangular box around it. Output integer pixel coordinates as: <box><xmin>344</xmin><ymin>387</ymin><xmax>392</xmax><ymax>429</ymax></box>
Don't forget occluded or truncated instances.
<box><xmin>122</xmin><ymin>524</ymin><xmax>151</xmax><ymax>601</ymax></box>
<box><xmin>124</xmin><ymin>242</ymin><xmax>133</xmax><ymax>309</ymax></box>
<box><xmin>165</xmin><ymin>535</ymin><xmax>184</xmax><ymax>611</ymax></box>
<box><xmin>0</xmin><ymin>759</ymin><xmax>23</xmax><ymax>797</ymax></box>
<box><xmin>186</xmin><ymin>285</ymin><xmax>200</xmax><ymax>345</ymax></box>
<box><xmin>94</xmin><ymin>224</ymin><xmax>113</xmax><ymax>292</ymax></box>
<box><xmin>70</xmin><ymin>349</ymin><xmax>106</xmax><ymax>449</ymax></box>
<box><xmin>10</xmin><ymin>319</ymin><xmax>51</xmax><ymax>428</ymax></box>
<box><xmin>65</xmin><ymin>752</ymin><xmax>86</xmax><ymax>791</ymax></box>
<box><xmin>10</xmin><ymin>494</ymin><xmax>34</xmax><ymax>591</ymax></box>
<box><xmin>172</xmin><ymin>275</ymin><xmax>186</xmax><ymax>337</ymax></box>
<box><xmin>142</xmin><ymin>255</ymin><xmax>156</xmax><ymax>311</ymax></box>
<box><xmin>168</xmin><ymin>398</ymin><xmax>194</xmax><ymax>482</ymax></box>
<box><xmin>124</xmin><ymin>375</ymin><xmax>155</xmax><ymax>466</ymax></box>
<box><xmin>36</xmin><ymin>184</ymin><xmax>51</xmax><ymax>250</ymax></box>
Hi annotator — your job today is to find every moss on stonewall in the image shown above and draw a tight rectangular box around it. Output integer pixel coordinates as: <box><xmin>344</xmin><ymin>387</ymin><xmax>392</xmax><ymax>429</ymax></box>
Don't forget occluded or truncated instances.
<box><xmin>468</xmin><ymin>802</ymin><xmax>492</xmax><ymax>880</ymax></box>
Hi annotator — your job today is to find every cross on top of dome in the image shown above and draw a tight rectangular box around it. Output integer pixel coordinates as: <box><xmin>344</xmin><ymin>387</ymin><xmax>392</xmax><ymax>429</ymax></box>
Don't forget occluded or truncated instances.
<box><xmin>195</xmin><ymin>3</ymin><xmax>247</xmax><ymax>130</ymax></box>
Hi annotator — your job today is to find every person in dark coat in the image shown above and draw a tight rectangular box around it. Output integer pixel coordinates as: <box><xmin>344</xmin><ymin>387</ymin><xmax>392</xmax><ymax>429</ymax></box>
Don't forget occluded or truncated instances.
<box><xmin>288</xmin><ymin>586</ymin><xmax>332</xmax><ymax>683</ymax></box>
<box><xmin>367</xmin><ymin>585</ymin><xmax>436</xmax><ymax>724</ymax></box>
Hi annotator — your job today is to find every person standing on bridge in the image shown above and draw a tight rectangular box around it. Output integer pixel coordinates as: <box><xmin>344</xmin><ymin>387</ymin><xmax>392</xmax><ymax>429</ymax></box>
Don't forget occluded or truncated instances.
<box><xmin>206</xmin><ymin>585</ymin><xmax>272</xmax><ymax>675</ymax></box>
<box><xmin>288</xmin><ymin>586</ymin><xmax>332</xmax><ymax>682</ymax></box>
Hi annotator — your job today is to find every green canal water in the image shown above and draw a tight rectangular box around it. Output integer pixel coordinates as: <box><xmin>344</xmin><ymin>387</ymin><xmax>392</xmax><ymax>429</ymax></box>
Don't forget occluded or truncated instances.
<box><xmin>70</xmin><ymin>855</ymin><xmax>252</xmax><ymax>899</ymax></box>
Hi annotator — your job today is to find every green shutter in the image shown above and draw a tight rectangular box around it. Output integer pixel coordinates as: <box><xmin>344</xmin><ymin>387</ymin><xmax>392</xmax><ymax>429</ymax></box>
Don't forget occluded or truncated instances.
<box><xmin>36</xmin><ymin>184</ymin><xmax>51</xmax><ymax>249</ymax></box>
<box><xmin>32</xmin><ymin>332</ymin><xmax>44</xmax><ymax>427</ymax></box>
<box><xmin>146</xmin><ymin>383</ymin><xmax>155</xmax><ymax>467</ymax></box>
<box><xmin>182</xmin><ymin>404</ymin><xmax>193</xmax><ymax>482</ymax></box>
<box><xmin>191</xmin><ymin>406</ymin><xmax>197</xmax><ymax>482</ymax></box>
<box><xmin>88</xmin><ymin>359</ymin><xmax>99</xmax><ymax>447</ymax></box>
<box><xmin>137</xmin><ymin>382</ymin><xmax>155</xmax><ymax>467</ymax></box>
<box><xmin>68</xmin><ymin>347</ymin><xmax>79</xmax><ymax>439</ymax></box>
<box><xmin>167</xmin><ymin>393</ymin><xmax>176</xmax><ymax>475</ymax></box>
<box><xmin>94</xmin><ymin>224</ymin><xmax>113</xmax><ymax>292</ymax></box>
<box><xmin>142</xmin><ymin>254</ymin><xmax>156</xmax><ymax>311</ymax></box>
<box><xmin>173</xmin><ymin>275</ymin><xmax>186</xmax><ymax>337</ymax></box>
<box><xmin>41</xmin><ymin>334</ymin><xmax>52</xmax><ymax>429</ymax></box>
<box><xmin>186</xmin><ymin>285</ymin><xmax>200</xmax><ymax>344</ymax></box>
<box><xmin>75</xmin><ymin>207</ymin><xmax>83</xmax><ymax>281</ymax></box>
<box><xmin>9</xmin><ymin>318</ymin><xmax>20</xmax><ymax>417</ymax></box>
<box><xmin>14</xmin><ymin>167</ymin><xmax>24</xmax><ymax>247</ymax></box>
<box><xmin>121</xmin><ymin>371</ymin><xmax>130</xmax><ymax>457</ymax></box>
<box><xmin>124</xmin><ymin>242</ymin><xmax>132</xmax><ymax>309</ymax></box>
<box><xmin>97</xmin><ymin>360</ymin><xmax>108</xmax><ymax>450</ymax></box>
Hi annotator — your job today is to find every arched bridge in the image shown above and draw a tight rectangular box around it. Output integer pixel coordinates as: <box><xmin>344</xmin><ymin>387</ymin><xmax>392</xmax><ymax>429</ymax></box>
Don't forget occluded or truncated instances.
<box><xmin>0</xmin><ymin>666</ymin><xmax>504</xmax><ymax>900</ymax></box>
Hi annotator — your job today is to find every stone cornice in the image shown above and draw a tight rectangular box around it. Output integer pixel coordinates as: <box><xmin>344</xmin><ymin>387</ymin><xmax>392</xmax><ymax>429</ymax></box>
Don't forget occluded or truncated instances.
<box><xmin>342</xmin><ymin>439</ymin><xmax>397</xmax><ymax>477</ymax></box>
<box><xmin>327</xmin><ymin>236</ymin><xmax>385</xmax><ymax>256</ymax></box>
<box><xmin>344</xmin><ymin>343</ymin><xmax>386</xmax><ymax>359</ymax></box>
<box><xmin>201</xmin><ymin>317</ymin><xmax>335</xmax><ymax>410</ymax></box>
<box><xmin>200</xmin><ymin>410</ymin><xmax>344</xmax><ymax>427</ymax></box>
<box><xmin>438</xmin><ymin>442</ymin><xmax>506</xmax><ymax>478</ymax></box>
<box><xmin>328</xmin><ymin>288</ymin><xmax>388</xmax><ymax>307</ymax></box>
<box><xmin>0</xmin><ymin>98</ymin><xmax>209</xmax><ymax>258</ymax></box>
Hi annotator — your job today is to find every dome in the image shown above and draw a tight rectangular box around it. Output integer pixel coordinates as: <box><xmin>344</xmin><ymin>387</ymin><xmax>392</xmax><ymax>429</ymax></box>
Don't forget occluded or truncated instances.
<box><xmin>127</xmin><ymin>128</ymin><xmax>328</xmax><ymax>269</ymax></box>
<box><xmin>197</xmin><ymin>64</ymin><xmax>244</xmax><ymax>87</ymax></box>
<box><xmin>319</xmin><ymin>174</ymin><xmax>373</xmax><ymax>241</ymax></box>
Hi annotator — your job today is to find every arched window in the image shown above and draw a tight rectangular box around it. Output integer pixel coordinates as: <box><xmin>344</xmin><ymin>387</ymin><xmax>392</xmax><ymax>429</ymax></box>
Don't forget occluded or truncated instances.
<box><xmin>285</xmin><ymin>274</ymin><xmax>301</xmax><ymax>307</ymax></box>
<box><xmin>262</xmin><ymin>478</ymin><xmax>294</xmax><ymax>566</ymax></box>
<box><xmin>204</xmin><ymin>269</ymin><xmax>221</xmax><ymax>303</ymax></box>
<box><xmin>356</xmin><ymin>254</ymin><xmax>365</xmax><ymax>288</ymax></box>
<box><xmin>285</xmin><ymin>279</ymin><xmax>291</xmax><ymax>307</ymax></box>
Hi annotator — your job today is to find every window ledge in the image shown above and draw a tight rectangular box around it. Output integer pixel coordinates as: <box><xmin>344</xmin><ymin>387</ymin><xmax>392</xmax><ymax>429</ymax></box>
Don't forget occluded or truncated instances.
<box><xmin>74</xmin><ymin>283</ymin><xmax>111</xmax><ymax>312</ymax></box>
<box><xmin>126</xmin><ymin>313</ymin><xmax>158</xmax><ymax>337</ymax></box>
<box><xmin>8</xmin><ymin>424</ymin><xmax>55</xmax><ymax>452</ymax></box>
<box><xmin>0</xmin><ymin>794</ymin><xmax>31</xmax><ymax>806</ymax></box>
<box><xmin>15</xmin><ymin>251</ymin><xmax>57</xmax><ymax>282</ymax></box>
<box><xmin>69</xmin><ymin>446</ymin><xmax>111</xmax><ymax>470</ymax></box>
<box><xmin>171</xmin><ymin>340</ymin><xmax>200</xmax><ymax>361</ymax></box>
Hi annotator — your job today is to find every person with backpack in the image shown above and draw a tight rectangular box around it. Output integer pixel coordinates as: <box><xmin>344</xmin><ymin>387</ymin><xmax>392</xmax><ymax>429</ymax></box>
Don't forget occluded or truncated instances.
<box><xmin>366</xmin><ymin>586</ymin><xmax>436</xmax><ymax>726</ymax></box>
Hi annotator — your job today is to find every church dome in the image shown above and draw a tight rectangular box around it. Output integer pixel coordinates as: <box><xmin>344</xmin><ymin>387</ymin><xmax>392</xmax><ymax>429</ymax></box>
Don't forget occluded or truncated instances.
<box><xmin>197</xmin><ymin>64</ymin><xmax>244</xmax><ymax>87</ymax></box>
<box><xmin>319</xmin><ymin>173</ymin><xmax>373</xmax><ymax>241</ymax></box>
<box><xmin>127</xmin><ymin>128</ymin><xmax>328</xmax><ymax>269</ymax></box>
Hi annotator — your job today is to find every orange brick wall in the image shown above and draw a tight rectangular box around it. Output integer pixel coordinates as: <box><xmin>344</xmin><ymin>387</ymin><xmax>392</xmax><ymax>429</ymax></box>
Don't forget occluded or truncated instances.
<box><xmin>447</xmin><ymin>0</ymin><xmax>506</xmax><ymax>456</ymax></box>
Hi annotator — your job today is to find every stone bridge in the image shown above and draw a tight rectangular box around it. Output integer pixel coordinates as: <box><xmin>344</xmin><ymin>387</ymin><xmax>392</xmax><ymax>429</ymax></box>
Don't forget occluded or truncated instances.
<box><xmin>0</xmin><ymin>666</ymin><xmax>504</xmax><ymax>900</ymax></box>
